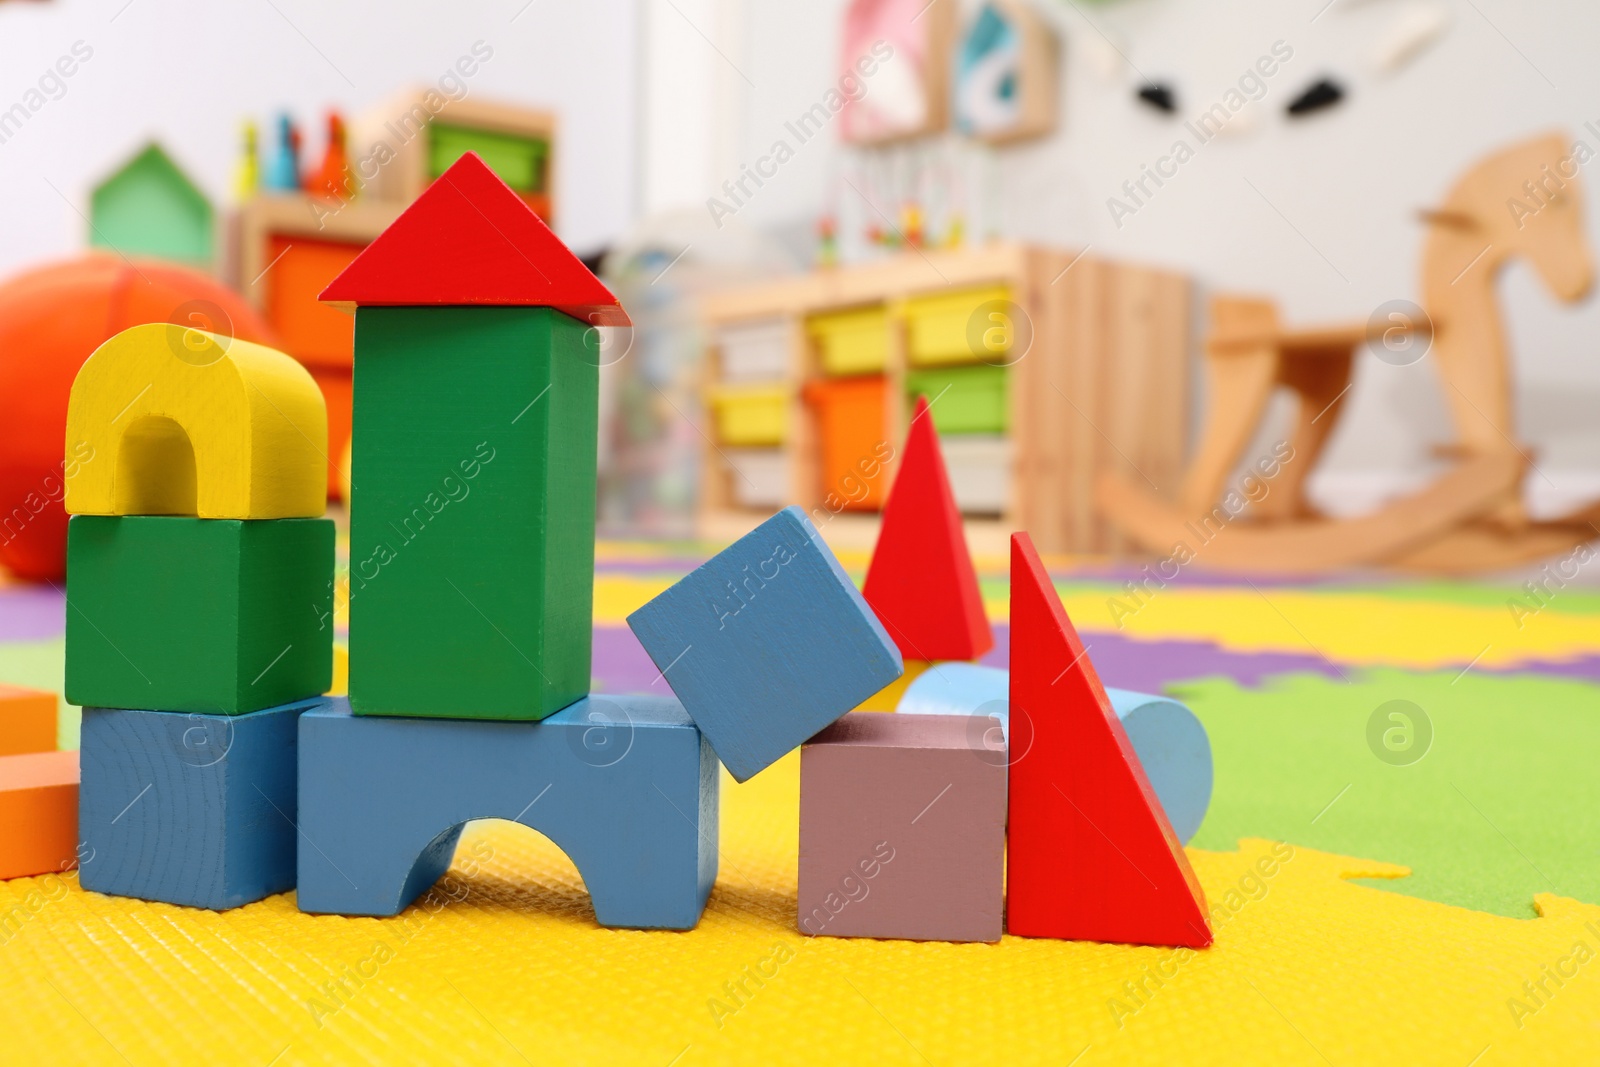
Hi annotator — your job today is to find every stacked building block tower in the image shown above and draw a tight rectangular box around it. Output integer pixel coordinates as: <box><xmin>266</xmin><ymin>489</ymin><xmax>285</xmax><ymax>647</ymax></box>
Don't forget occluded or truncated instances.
<box><xmin>64</xmin><ymin>323</ymin><xmax>334</xmax><ymax>909</ymax></box>
<box><xmin>61</xmin><ymin>151</ymin><xmax>1212</xmax><ymax>950</ymax></box>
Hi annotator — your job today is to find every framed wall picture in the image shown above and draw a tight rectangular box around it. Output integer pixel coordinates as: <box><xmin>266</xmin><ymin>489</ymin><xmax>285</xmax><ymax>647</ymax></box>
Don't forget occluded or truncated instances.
<box><xmin>954</xmin><ymin>0</ymin><xmax>1060</xmax><ymax>145</ymax></box>
<box><xmin>840</xmin><ymin>0</ymin><xmax>958</xmax><ymax>145</ymax></box>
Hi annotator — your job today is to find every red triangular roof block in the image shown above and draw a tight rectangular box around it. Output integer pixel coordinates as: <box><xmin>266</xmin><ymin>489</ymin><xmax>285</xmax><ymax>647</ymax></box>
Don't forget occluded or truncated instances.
<box><xmin>862</xmin><ymin>397</ymin><xmax>993</xmax><ymax>661</ymax></box>
<box><xmin>1006</xmin><ymin>532</ymin><xmax>1212</xmax><ymax>947</ymax></box>
<box><xmin>319</xmin><ymin>152</ymin><xmax>629</xmax><ymax>326</ymax></box>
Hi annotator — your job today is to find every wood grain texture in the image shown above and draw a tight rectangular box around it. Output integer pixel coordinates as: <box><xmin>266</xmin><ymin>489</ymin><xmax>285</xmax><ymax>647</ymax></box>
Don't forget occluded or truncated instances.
<box><xmin>78</xmin><ymin>700</ymin><xmax>317</xmax><ymax>909</ymax></box>
<box><xmin>627</xmin><ymin>506</ymin><xmax>903</xmax><ymax>782</ymax></box>
<box><xmin>319</xmin><ymin>152</ymin><xmax>623</xmax><ymax>325</ymax></box>
<box><xmin>862</xmin><ymin>396</ymin><xmax>993</xmax><ymax>661</ymax></box>
<box><xmin>0</xmin><ymin>750</ymin><xmax>78</xmax><ymax>880</ymax></box>
<box><xmin>1007</xmin><ymin>533</ymin><xmax>1212</xmax><ymax>947</ymax></box>
<box><xmin>64</xmin><ymin>324</ymin><xmax>328</xmax><ymax>519</ymax></box>
<box><xmin>346</xmin><ymin>307</ymin><xmax>596</xmax><ymax>721</ymax></box>
<box><xmin>0</xmin><ymin>684</ymin><xmax>58</xmax><ymax>756</ymax></box>
<box><xmin>65</xmin><ymin>516</ymin><xmax>334</xmax><ymax>714</ymax></box>
<box><xmin>296</xmin><ymin>695</ymin><xmax>718</xmax><ymax>929</ymax></box>
<box><xmin>799</xmin><ymin>712</ymin><xmax>1005</xmax><ymax>942</ymax></box>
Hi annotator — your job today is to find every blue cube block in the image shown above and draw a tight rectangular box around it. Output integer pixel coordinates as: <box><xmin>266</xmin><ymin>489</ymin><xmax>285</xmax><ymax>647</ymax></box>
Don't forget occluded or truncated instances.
<box><xmin>79</xmin><ymin>698</ymin><xmax>322</xmax><ymax>910</ymax></box>
<box><xmin>627</xmin><ymin>506</ymin><xmax>903</xmax><ymax>781</ymax></box>
<box><xmin>296</xmin><ymin>695</ymin><xmax>719</xmax><ymax>930</ymax></box>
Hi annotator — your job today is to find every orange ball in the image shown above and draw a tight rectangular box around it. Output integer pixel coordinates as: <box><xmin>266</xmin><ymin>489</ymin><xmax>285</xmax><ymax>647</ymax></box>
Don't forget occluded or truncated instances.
<box><xmin>0</xmin><ymin>255</ymin><xmax>277</xmax><ymax>582</ymax></box>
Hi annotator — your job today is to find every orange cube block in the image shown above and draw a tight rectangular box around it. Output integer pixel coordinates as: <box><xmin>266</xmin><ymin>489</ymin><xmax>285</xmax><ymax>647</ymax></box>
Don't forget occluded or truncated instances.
<box><xmin>0</xmin><ymin>685</ymin><xmax>57</xmax><ymax>756</ymax></box>
<box><xmin>0</xmin><ymin>750</ymin><xmax>79</xmax><ymax>880</ymax></box>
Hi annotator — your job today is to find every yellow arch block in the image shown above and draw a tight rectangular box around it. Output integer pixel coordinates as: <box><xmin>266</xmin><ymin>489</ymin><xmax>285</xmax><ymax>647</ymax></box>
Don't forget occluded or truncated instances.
<box><xmin>65</xmin><ymin>323</ymin><xmax>327</xmax><ymax>518</ymax></box>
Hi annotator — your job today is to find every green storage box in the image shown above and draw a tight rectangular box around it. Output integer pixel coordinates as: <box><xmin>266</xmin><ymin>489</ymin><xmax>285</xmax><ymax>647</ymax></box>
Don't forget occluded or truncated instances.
<box><xmin>904</xmin><ymin>365</ymin><xmax>1009</xmax><ymax>435</ymax></box>
<box><xmin>65</xmin><ymin>516</ymin><xmax>334</xmax><ymax>714</ymax></box>
<box><xmin>428</xmin><ymin>123</ymin><xmax>549</xmax><ymax>194</ymax></box>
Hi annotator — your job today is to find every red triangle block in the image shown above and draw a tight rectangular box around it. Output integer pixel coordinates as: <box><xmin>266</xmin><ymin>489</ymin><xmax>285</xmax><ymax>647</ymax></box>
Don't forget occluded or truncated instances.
<box><xmin>1007</xmin><ymin>532</ymin><xmax>1212</xmax><ymax>947</ymax></box>
<box><xmin>319</xmin><ymin>151</ymin><xmax>630</xmax><ymax>326</ymax></box>
<box><xmin>862</xmin><ymin>396</ymin><xmax>993</xmax><ymax>661</ymax></box>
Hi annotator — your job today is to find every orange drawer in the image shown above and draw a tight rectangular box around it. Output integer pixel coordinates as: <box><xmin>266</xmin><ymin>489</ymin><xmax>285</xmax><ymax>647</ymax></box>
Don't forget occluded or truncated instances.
<box><xmin>265</xmin><ymin>235</ymin><xmax>364</xmax><ymax>367</ymax></box>
<box><xmin>308</xmin><ymin>365</ymin><xmax>352</xmax><ymax>500</ymax></box>
<box><xmin>803</xmin><ymin>376</ymin><xmax>889</xmax><ymax>511</ymax></box>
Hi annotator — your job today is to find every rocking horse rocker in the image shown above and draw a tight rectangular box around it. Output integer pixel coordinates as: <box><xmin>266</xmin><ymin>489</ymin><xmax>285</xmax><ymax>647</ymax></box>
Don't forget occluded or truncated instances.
<box><xmin>1098</xmin><ymin>132</ymin><xmax>1600</xmax><ymax>574</ymax></box>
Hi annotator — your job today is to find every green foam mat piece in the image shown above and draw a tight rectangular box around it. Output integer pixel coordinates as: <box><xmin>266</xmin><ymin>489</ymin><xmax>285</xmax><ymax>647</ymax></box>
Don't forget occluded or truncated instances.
<box><xmin>1183</xmin><ymin>668</ymin><xmax>1600</xmax><ymax>918</ymax></box>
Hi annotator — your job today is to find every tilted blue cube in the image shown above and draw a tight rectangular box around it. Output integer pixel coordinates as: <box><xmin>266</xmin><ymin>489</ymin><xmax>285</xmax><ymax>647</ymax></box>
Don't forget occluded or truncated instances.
<box><xmin>627</xmin><ymin>506</ymin><xmax>903</xmax><ymax>781</ymax></box>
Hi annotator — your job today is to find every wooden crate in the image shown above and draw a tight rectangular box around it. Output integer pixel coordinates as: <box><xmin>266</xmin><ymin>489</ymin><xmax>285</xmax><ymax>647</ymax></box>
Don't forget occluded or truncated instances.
<box><xmin>350</xmin><ymin>91</ymin><xmax>557</xmax><ymax>223</ymax></box>
<box><xmin>697</xmin><ymin>244</ymin><xmax>1191</xmax><ymax>555</ymax></box>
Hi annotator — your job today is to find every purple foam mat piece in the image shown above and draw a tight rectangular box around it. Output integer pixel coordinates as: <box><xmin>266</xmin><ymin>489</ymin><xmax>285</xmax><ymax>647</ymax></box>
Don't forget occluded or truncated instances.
<box><xmin>0</xmin><ymin>587</ymin><xmax>66</xmax><ymax>642</ymax></box>
<box><xmin>593</xmin><ymin>624</ymin><xmax>678</xmax><ymax>694</ymax></box>
<box><xmin>981</xmin><ymin>624</ymin><xmax>1346</xmax><ymax>691</ymax></box>
<box><xmin>595</xmin><ymin>557</ymin><xmax>713</xmax><ymax>577</ymax></box>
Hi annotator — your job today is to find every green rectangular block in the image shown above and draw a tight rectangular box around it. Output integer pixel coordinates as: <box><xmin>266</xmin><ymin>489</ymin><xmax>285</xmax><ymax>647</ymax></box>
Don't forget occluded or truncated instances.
<box><xmin>348</xmin><ymin>306</ymin><xmax>597</xmax><ymax>720</ymax></box>
<box><xmin>65</xmin><ymin>516</ymin><xmax>334</xmax><ymax>714</ymax></box>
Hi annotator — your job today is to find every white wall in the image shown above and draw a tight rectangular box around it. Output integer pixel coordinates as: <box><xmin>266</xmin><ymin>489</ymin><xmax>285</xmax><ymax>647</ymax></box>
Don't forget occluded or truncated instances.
<box><xmin>716</xmin><ymin>0</ymin><xmax>1600</xmax><ymax>515</ymax></box>
<box><xmin>0</xmin><ymin>0</ymin><xmax>638</xmax><ymax>265</ymax></box>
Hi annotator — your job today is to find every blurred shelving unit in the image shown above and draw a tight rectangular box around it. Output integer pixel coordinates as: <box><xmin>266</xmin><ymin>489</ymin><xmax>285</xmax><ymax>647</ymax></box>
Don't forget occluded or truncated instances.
<box><xmin>697</xmin><ymin>243</ymin><xmax>1192</xmax><ymax>555</ymax></box>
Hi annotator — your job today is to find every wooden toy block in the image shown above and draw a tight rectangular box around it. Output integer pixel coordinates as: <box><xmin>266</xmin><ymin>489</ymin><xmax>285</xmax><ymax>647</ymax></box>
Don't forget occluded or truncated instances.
<box><xmin>319</xmin><ymin>152</ymin><xmax>627</xmax><ymax>326</ymax></box>
<box><xmin>799</xmin><ymin>712</ymin><xmax>1005</xmax><ymax>942</ymax></box>
<box><xmin>0</xmin><ymin>684</ymin><xmax>58</xmax><ymax>755</ymax></box>
<box><xmin>65</xmin><ymin>516</ymin><xmax>333</xmax><ymax>714</ymax></box>
<box><xmin>862</xmin><ymin>395</ymin><xmax>993</xmax><ymax>661</ymax></box>
<box><xmin>1007</xmin><ymin>533</ymin><xmax>1211</xmax><ymax>947</ymax></box>
<box><xmin>296</xmin><ymin>695</ymin><xmax>718</xmax><ymax>929</ymax></box>
<box><xmin>342</xmin><ymin>307</ymin><xmax>597</xmax><ymax>721</ymax></box>
<box><xmin>78</xmin><ymin>699</ymin><xmax>319</xmax><ymax>909</ymax></box>
<box><xmin>0</xmin><ymin>750</ymin><xmax>79</xmax><ymax>880</ymax></box>
<box><xmin>896</xmin><ymin>662</ymin><xmax>1214</xmax><ymax>844</ymax></box>
<box><xmin>627</xmin><ymin>506</ymin><xmax>903</xmax><ymax>782</ymax></box>
<box><xmin>64</xmin><ymin>323</ymin><xmax>327</xmax><ymax>519</ymax></box>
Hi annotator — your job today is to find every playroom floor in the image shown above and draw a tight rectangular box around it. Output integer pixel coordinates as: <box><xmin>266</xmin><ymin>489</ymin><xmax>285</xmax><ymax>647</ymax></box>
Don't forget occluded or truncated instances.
<box><xmin>2</xmin><ymin>529</ymin><xmax>1598</xmax><ymax>1064</ymax></box>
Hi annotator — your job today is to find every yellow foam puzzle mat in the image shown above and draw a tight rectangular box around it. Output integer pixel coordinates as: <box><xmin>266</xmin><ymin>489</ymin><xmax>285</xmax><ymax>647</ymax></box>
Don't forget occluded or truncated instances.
<box><xmin>3</xmin><ymin>752</ymin><xmax>1598</xmax><ymax>1065</ymax></box>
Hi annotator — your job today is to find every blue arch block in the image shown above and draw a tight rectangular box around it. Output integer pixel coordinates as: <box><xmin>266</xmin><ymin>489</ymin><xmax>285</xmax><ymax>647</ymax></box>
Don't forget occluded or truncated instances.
<box><xmin>296</xmin><ymin>695</ymin><xmax>719</xmax><ymax>929</ymax></box>
<box><xmin>897</xmin><ymin>662</ymin><xmax>1213</xmax><ymax>844</ymax></box>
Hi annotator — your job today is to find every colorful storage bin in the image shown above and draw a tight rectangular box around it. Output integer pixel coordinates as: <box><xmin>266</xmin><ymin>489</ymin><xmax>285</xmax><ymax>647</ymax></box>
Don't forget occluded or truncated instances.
<box><xmin>429</xmin><ymin>123</ymin><xmax>551</xmax><ymax>218</ymax></box>
<box><xmin>724</xmin><ymin>448</ymin><xmax>790</xmax><ymax>509</ymax></box>
<box><xmin>904</xmin><ymin>364</ymin><xmax>1009</xmax><ymax>435</ymax></box>
<box><xmin>904</xmin><ymin>285</ymin><xmax>1013</xmax><ymax>366</ymax></box>
<box><xmin>807</xmin><ymin>307</ymin><xmax>889</xmax><ymax>375</ymax></box>
<box><xmin>710</xmin><ymin>384</ymin><xmax>788</xmax><ymax>446</ymax></box>
<box><xmin>940</xmin><ymin>434</ymin><xmax>1011</xmax><ymax>515</ymax></box>
<box><xmin>716</xmin><ymin>318</ymin><xmax>792</xmax><ymax>383</ymax></box>
<box><xmin>803</xmin><ymin>376</ymin><xmax>888</xmax><ymax>511</ymax></box>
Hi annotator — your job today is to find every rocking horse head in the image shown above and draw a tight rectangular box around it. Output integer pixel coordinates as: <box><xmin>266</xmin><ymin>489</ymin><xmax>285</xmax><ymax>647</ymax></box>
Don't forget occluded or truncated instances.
<box><xmin>1419</xmin><ymin>131</ymin><xmax>1594</xmax><ymax>303</ymax></box>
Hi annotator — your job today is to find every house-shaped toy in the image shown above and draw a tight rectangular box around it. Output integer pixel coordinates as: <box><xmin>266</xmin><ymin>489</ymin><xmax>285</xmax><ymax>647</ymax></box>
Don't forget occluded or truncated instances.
<box><xmin>321</xmin><ymin>151</ymin><xmax>628</xmax><ymax>721</ymax></box>
<box><xmin>89</xmin><ymin>143</ymin><xmax>215</xmax><ymax>268</ymax></box>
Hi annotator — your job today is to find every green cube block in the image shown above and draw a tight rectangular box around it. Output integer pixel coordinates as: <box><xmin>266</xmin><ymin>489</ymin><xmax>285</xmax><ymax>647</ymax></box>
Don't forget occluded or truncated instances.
<box><xmin>66</xmin><ymin>516</ymin><xmax>334</xmax><ymax>714</ymax></box>
<box><xmin>348</xmin><ymin>306</ymin><xmax>597</xmax><ymax>721</ymax></box>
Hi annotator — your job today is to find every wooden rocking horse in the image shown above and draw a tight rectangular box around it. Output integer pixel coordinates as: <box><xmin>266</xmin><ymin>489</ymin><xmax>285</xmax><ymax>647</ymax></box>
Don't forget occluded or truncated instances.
<box><xmin>1098</xmin><ymin>132</ymin><xmax>1600</xmax><ymax>574</ymax></box>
